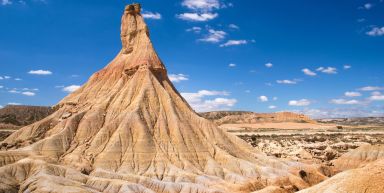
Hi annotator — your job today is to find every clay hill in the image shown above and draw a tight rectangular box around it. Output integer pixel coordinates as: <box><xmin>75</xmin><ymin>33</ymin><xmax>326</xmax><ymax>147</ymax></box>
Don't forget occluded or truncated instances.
<box><xmin>0</xmin><ymin>105</ymin><xmax>53</xmax><ymax>130</ymax></box>
<box><xmin>0</xmin><ymin>4</ymin><xmax>328</xmax><ymax>193</ymax></box>
<box><xmin>299</xmin><ymin>145</ymin><xmax>384</xmax><ymax>193</ymax></box>
<box><xmin>200</xmin><ymin>111</ymin><xmax>315</xmax><ymax>125</ymax></box>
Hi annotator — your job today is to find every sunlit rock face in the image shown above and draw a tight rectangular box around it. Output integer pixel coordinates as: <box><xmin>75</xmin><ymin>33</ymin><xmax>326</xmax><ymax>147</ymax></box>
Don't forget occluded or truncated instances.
<box><xmin>0</xmin><ymin>4</ymin><xmax>324</xmax><ymax>193</ymax></box>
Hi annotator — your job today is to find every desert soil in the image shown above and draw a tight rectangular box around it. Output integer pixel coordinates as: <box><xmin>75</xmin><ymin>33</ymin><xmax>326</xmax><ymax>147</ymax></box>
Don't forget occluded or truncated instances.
<box><xmin>223</xmin><ymin>122</ymin><xmax>384</xmax><ymax>166</ymax></box>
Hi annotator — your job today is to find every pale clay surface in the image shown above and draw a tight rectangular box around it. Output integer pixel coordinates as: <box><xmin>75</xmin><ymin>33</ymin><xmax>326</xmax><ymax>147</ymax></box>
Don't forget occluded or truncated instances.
<box><xmin>0</xmin><ymin>4</ymin><xmax>382</xmax><ymax>193</ymax></box>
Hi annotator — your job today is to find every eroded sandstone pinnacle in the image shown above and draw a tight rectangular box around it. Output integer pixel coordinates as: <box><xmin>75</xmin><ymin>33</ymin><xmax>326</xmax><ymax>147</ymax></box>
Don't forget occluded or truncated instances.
<box><xmin>0</xmin><ymin>4</ymin><xmax>326</xmax><ymax>193</ymax></box>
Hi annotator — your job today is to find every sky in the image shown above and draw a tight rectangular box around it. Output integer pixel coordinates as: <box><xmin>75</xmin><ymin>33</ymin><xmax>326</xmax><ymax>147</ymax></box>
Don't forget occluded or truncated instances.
<box><xmin>0</xmin><ymin>0</ymin><xmax>383</xmax><ymax>118</ymax></box>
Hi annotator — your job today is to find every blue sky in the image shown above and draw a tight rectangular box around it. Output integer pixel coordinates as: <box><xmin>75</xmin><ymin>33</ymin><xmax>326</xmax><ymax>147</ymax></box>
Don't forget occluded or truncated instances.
<box><xmin>0</xmin><ymin>0</ymin><xmax>383</xmax><ymax>118</ymax></box>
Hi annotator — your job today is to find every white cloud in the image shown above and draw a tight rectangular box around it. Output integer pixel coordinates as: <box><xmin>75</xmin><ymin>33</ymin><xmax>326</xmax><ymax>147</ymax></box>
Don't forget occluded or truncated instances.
<box><xmin>0</xmin><ymin>105</ymin><xmax>3</xmax><ymax>109</ymax></box>
<box><xmin>22</xmin><ymin>88</ymin><xmax>38</xmax><ymax>91</ymax></box>
<box><xmin>258</xmin><ymin>95</ymin><xmax>268</xmax><ymax>102</ymax></box>
<box><xmin>369</xmin><ymin>92</ymin><xmax>384</xmax><ymax>101</ymax></box>
<box><xmin>1</xmin><ymin>0</ymin><xmax>11</xmax><ymax>5</ymax></box>
<box><xmin>330</xmin><ymin>99</ymin><xmax>360</xmax><ymax>105</ymax></box>
<box><xmin>4</xmin><ymin>76</ymin><xmax>11</xmax><ymax>79</ymax></box>
<box><xmin>21</xmin><ymin>91</ymin><xmax>35</xmax><ymax>96</ymax></box>
<box><xmin>181</xmin><ymin>90</ymin><xmax>236</xmax><ymax>112</ymax></box>
<box><xmin>62</xmin><ymin>85</ymin><xmax>80</xmax><ymax>93</ymax></box>
<box><xmin>276</xmin><ymin>79</ymin><xmax>298</xmax><ymax>84</ymax></box>
<box><xmin>169</xmin><ymin>74</ymin><xmax>189</xmax><ymax>83</ymax></box>
<box><xmin>177</xmin><ymin>13</ymin><xmax>218</xmax><ymax>22</ymax></box>
<box><xmin>357</xmin><ymin>18</ymin><xmax>366</xmax><ymax>23</ymax></box>
<box><xmin>316</xmin><ymin>67</ymin><xmax>337</xmax><ymax>74</ymax></box>
<box><xmin>142</xmin><ymin>11</ymin><xmax>162</xmax><ymax>20</ymax></box>
<box><xmin>199</xmin><ymin>29</ymin><xmax>226</xmax><ymax>43</ymax></box>
<box><xmin>345</xmin><ymin>91</ymin><xmax>362</xmax><ymax>97</ymax></box>
<box><xmin>359</xmin><ymin>86</ymin><xmax>384</xmax><ymax>91</ymax></box>
<box><xmin>265</xmin><ymin>63</ymin><xmax>273</xmax><ymax>68</ymax></box>
<box><xmin>302</xmin><ymin>68</ymin><xmax>317</xmax><ymax>76</ymax></box>
<box><xmin>228</xmin><ymin>63</ymin><xmax>236</xmax><ymax>67</ymax></box>
<box><xmin>344</xmin><ymin>65</ymin><xmax>352</xmax><ymax>69</ymax></box>
<box><xmin>228</xmin><ymin>24</ymin><xmax>239</xmax><ymax>29</ymax></box>
<box><xmin>364</xmin><ymin>3</ymin><xmax>373</xmax><ymax>10</ymax></box>
<box><xmin>28</xmin><ymin>70</ymin><xmax>52</xmax><ymax>75</ymax></box>
<box><xmin>289</xmin><ymin>99</ymin><xmax>311</xmax><ymax>106</ymax></box>
<box><xmin>220</xmin><ymin>40</ymin><xmax>247</xmax><ymax>47</ymax></box>
<box><xmin>269</xmin><ymin>105</ymin><xmax>277</xmax><ymax>109</ymax></box>
<box><xmin>181</xmin><ymin>0</ymin><xmax>220</xmax><ymax>11</ymax></box>
<box><xmin>8</xmin><ymin>102</ymin><xmax>21</xmax><ymax>105</ymax></box>
<box><xmin>0</xmin><ymin>85</ymin><xmax>3</xmax><ymax>89</ymax></box>
<box><xmin>14</xmin><ymin>78</ymin><xmax>22</xmax><ymax>81</ymax></box>
<box><xmin>186</xmin><ymin>26</ymin><xmax>202</xmax><ymax>33</ymax></box>
<box><xmin>370</xmin><ymin>95</ymin><xmax>384</xmax><ymax>101</ymax></box>
<box><xmin>273</xmin><ymin>97</ymin><xmax>278</xmax><ymax>101</ymax></box>
<box><xmin>9</xmin><ymin>89</ymin><xmax>20</xmax><ymax>94</ymax></box>
<box><xmin>366</xmin><ymin>27</ymin><xmax>384</xmax><ymax>36</ymax></box>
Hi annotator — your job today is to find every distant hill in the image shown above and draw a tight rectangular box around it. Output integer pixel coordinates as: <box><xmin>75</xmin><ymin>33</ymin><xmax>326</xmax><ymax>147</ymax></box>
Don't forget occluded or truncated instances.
<box><xmin>317</xmin><ymin>117</ymin><xmax>384</xmax><ymax>126</ymax></box>
<box><xmin>0</xmin><ymin>105</ymin><xmax>54</xmax><ymax>130</ymax></box>
<box><xmin>200</xmin><ymin>111</ymin><xmax>315</xmax><ymax>124</ymax></box>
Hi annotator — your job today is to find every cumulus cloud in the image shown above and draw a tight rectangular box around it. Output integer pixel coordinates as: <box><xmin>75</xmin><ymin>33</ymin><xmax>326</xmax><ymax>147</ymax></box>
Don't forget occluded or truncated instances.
<box><xmin>344</xmin><ymin>65</ymin><xmax>352</xmax><ymax>69</ymax></box>
<box><xmin>181</xmin><ymin>90</ymin><xmax>236</xmax><ymax>112</ymax></box>
<box><xmin>62</xmin><ymin>85</ymin><xmax>80</xmax><ymax>93</ymax></box>
<box><xmin>28</xmin><ymin>70</ymin><xmax>52</xmax><ymax>75</ymax></box>
<box><xmin>186</xmin><ymin>26</ymin><xmax>202</xmax><ymax>33</ymax></box>
<box><xmin>220</xmin><ymin>40</ymin><xmax>247</xmax><ymax>47</ymax></box>
<box><xmin>265</xmin><ymin>63</ymin><xmax>273</xmax><ymax>68</ymax></box>
<box><xmin>359</xmin><ymin>86</ymin><xmax>384</xmax><ymax>91</ymax></box>
<box><xmin>199</xmin><ymin>29</ymin><xmax>226</xmax><ymax>43</ymax></box>
<box><xmin>177</xmin><ymin>13</ymin><xmax>218</xmax><ymax>21</ymax></box>
<box><xmin>1</xmin><ymin>0</ymin><xmax>11</xmax><ymax>5</ymax></box>
<box><xmin>370</xmin><ymin>95</ymin><xmax>384</xmax><ymax>101</ymax></box>
<box><xmin>181</xmin><ymin>0</ymin><xmax>220</xmax><ymax>11</ymax></box>
<box><xmin>330</xmin><ymin>99</ymin><xmax>360</xmax><ymax>105</ymax></box>
<box><xmin>289</xmin><ymin>99</ymin><xmax>311</xmax><ymax>106</ymax></box>
<box><xmin>302</xmin><ymin>68</ymin><xmax>317</xmax><ymax>76</ymax></box>
<box><xmin>345</xmin><ymin>91</ymin><xmax>362</xmax><ymax>97</ymax></box>
<box><xmin>21</xmin><ymin>91</ymin><xmax>35</xmax><ymax>96</ymax></box>
<box><xmin>8</xmin><ymin>89</ymin><xmax>19</xmax><ymax>94</ymax></box>
<box><xmin>366</xmin><ymin>26</ymin><xmax>384</xmax><ymax>36</ymax></box>
<box><xmin>0</xmin><ymin>76</ymin><xmax>11</xmax><ymax>79</ymax></box>
<box><xmin>228</xmin><ymin>24</ymin><xmax>239</xmax><ymax>29</ymax></box>
<box><xmin>363</xmin><ymin>3</ymin><xmax>373</xmax><ymax>10</ymax></box>
<box><xmin>316</xmin><ymin>67</ymin><xmax>337</xmax><ymax>74</ymax></box>
<box><xmin>369</xmin><ymin>92</ymin><xmax>384</xmax><ymax>101</ymax></box>
<box><xmin>142</xmin><ymin>11</ymin><xmax>162</xmax><ymax>20</ymax></box>
<box><xmin>228</xmin><ymin>63</ymin><xmax>236</xmax><ymax>67</ymax></box>
<box><xmin>169</xmin><ymin>74</ymin><xmax>189</xmax><ymax>83</ymax></box>
<box><xmin>269</xmin><ymin>105</ymin><xmax>277</xmax><ymax>109</ymax></box>
<box><xmin>258</xmin><ymin>95</ymin><xmax>268</xmax><ymax>102</ymax></box>
<box><xmin>8</xmin><ymin>102</ymin><xmax>21</xmax><ymax>105</ymax></box>
<box><xmin>276</xmin><ymin>79</ymin><xmax>298</xmax><ymax>84</ymax></box>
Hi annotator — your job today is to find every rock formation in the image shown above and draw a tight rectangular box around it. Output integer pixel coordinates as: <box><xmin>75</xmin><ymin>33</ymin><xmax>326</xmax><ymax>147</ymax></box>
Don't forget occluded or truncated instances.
<box><xmin>332</xmin><ymin>144</ymin><xmax>384</xmax><ymax>171</ymax></box>
<box><xmin>0</xmin><ymin>105</ymin><xmax>53</xmax><ymax>130</ymax></box>
<box><xmin>0</xmin><ymin>4</ymin><xmax>324</xmax><ymax>193</ymax></box>
<box><xmin>298</xmin><ymin>159</ymin><xmax>384</xmax><ymax>193</ymax></box>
